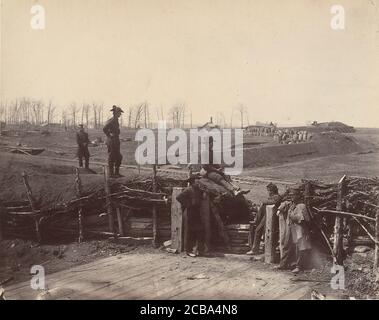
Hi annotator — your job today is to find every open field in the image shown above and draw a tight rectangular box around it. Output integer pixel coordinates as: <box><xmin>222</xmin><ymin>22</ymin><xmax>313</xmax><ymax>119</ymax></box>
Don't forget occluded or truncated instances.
<box><xmin>1</xmin><ymin>127</ymin><xmax>379</xmax><ymax>299</ymax></box>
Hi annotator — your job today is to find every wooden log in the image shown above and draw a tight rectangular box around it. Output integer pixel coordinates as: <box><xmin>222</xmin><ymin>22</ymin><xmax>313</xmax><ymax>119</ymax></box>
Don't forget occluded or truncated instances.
<box><xmin>171</xmin><ymin>187</ymin><xmax>184</xmax><ymax>252</ymax></box>
<box><xmin>110</xmin><ymin>236</ymin><xmax>153</xmax><ymax>241</ymax></box>
<box><xmin>152</xmin><ymin>164</ymin><xmax>158</xmax><ymax>247</ymax></box>
<box><xmin>75</xmin><ymin>168</ymin><xmax>84</xmax><ymax>243</ymax></box>
<box><xmin>103</xmin><ymin>166</ymin><xmax>114</xmax><ymax>234</ymax></box>
<box><xmin>265</xmin><ymin>205</ymin><xmax>279</xmax><ymax>264</ymax></box>
<box><xmin>22</xmin><ymin>172</ymin><xmax>41</xmax><ymax>243</ymax></box>
<box><xmin>200</xmin><ymin>192</ymin><xmax>211</xmax><ymax>253</ymax></box>
<box><xmin>312</xmin><ymin>207</ymin><xmax>376</xmax><ymax>222</ymax></box>
<box><xmin>116</xmin><ymin>207</ymin><xmax>124</xmax><ymax>236</ymax></box>
<box><xmin>375</xmin><ymin>207</ymin><xmax>379</xmax><ymax>282</ymax></box>
<box><xmin>22</xmin><ymin>172</ymin><xmax>36</xmax><ymax>211</ymax></box>
<box><xmin>333</xmin><ymin>175</ymin><xmax>346</xmax><ymax>265</ymax></box>
<box><xmin>352</xmin><ymin>217</ymin><xmax>378</xmax><ymax>245</ymax></box>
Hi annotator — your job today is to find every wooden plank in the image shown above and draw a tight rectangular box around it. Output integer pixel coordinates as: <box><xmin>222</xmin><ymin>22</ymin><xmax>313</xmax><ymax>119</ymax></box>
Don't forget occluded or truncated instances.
<box><xmin>103</xmin><ymin>166</ymin><xmax>114</xmax><ymax>234</ymax></box>
<box><xmin>6</xmin><ymin>254</ymin><xmax>170</xmax><ymax>299</ymax></box>
<box><xmin>116</xmin><ymin>207</ymin><xmax>124</xmax><ymax>236</ymax></box>
<box><xmin>152</xmin><ymin>164</ymin><xmax>158</xmax><ymax>247</ymax></box>
<box><xmin>333</xmin><ymin>175</ymin><xmax>346</xmax><ymax>265</ymax></box>
<box><xmin>265</xmin><ymin>205</ymin><xmax>279</xmax><ymax>263</ymax></box>
<box><xmin>226</xmin><ymin>224</ymin><xmax>250</xmax><ymax>230</ymax></box>
<box><xmin>375</xmin><ymin>207</ymin><xmax>379</xmax><ymax>282</ymax></box>
<box><xmin>6</xmin><ymin>252</ymin><xmax>314</xmax><ymax>300</ymax></box>
<box><xmin>171</xmin><ymin>187</ymin><xmax>184</xmax><ymax>252</ymax></box>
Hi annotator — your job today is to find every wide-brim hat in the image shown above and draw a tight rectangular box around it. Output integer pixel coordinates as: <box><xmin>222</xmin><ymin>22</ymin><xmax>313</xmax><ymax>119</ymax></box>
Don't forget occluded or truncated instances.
<box><xmin>111</xmin><ymin>105</ymin><xmax>124</xmax><ymax>113</ymax></box>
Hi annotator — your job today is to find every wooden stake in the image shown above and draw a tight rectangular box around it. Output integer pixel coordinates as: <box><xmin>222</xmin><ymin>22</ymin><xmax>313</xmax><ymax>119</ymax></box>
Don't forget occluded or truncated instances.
<box><xmin>333</xmin><ymin>175</ymin><xmax>346</xmax><ymax>265</ymax></box>
<box><xmin>75</xmin><ymin>168</ymin><xmax>84</xmax><ymax>243</ymax></box>
<box><xmin>116</xmin><ymin>207</ymin><xmax>124</xmax><ymax>236</ymax></box>
<box><xmin>352</xmin><ymin>217</ymin><xmax>378</xmax><ymax>245</ymax></box>
<box><xmin>22</xmin><ymin>172</ymin><xmax>41</xmax><ymax>243</ymax></box>
<box><xmin>152</xmin><ymin>164</ymin><xmax>158</xmax><ymax>247</ymax></box>
<box><xmin>0</xmin><ymin>203</ymin><xmax>4</xmax><ymax>241</ymax></box>
<box><xmin>22</xmin><ymin>172</ymin><xmax>36</xmax><ymax>211</ymax></box>
<box><xmin>103</xmin><ymin>166</ymin><xmax>114</xmax><ymax>234</ymax></box>
<box><xmin>171</xmin><ymin>187</ymin><xmax>185</xmax><ymax>252</ymax></box>
<box><xmin>374</xmin><ymin>206</ymin><xmax>379</xmax><ymax>282</ymax></box>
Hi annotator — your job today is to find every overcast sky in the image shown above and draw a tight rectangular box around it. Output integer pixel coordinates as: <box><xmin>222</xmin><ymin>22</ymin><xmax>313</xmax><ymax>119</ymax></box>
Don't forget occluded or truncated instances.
<box><xmin>1</xmin><ymin>0</ymin><xmax>378</xmax><ymax>127</ymax></box>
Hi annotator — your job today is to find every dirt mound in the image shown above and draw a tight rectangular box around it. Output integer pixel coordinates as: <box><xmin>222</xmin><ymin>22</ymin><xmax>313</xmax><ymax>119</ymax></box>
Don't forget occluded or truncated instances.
<box><xmin>243</xmin><ymin>132</ymin><xmax>362</xmax><ymax>168</ymax></box>
<box><xmin>310</xmin><ymin>131</ymin><xmax>362</xmax><ymax>155</ymax></box>
<box><xmin>0</xmin><ymin>152</ymin><xmax>148</xmax><ymax>210</ymax></box>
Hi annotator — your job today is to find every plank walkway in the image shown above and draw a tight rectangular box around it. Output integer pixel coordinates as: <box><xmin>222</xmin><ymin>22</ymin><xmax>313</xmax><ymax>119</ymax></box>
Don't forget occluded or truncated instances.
<box><xmin>4</xmin><ymin>252</ymin><xmax>314</xmax><ymax>300</ymax></box>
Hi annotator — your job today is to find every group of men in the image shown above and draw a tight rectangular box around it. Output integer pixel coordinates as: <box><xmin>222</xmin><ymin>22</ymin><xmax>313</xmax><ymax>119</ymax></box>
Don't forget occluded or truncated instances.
<box><xmin>76</xmin><ymin>105</ymin><xmax>124</xmax><ymax>177</ymax></box>
<box><xmin>250</xmin><ymin>184</ymin><xmax>313</xmax><ymax>273</ymax></box>
<box><xmin>76</xmin><ymin>107</ymin><xmax>313</xmax><ymax>272</ymax></box>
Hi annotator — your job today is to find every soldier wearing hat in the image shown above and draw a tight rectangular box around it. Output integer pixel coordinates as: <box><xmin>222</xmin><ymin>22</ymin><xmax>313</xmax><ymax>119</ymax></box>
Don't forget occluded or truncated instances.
<box><xmin>76</xmin><ymin>124</ymin><xmax>90</xmax><ymax>169</ymax></box>
<box><xmin>275</xmin><ymin>187</ymin><xmax>313</xmax><ymax>273</ymax></box>
<box><xmin>103</xmin><ymin>105</ymin><xmax>124</xmax><ymax>177</ymax></box>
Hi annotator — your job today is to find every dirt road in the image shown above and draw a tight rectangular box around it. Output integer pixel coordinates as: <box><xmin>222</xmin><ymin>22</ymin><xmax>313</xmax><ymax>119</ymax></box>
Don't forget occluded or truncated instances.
<box><xmin>4</xmin><ymin>251</ymin><xmax>319</xmax><ymax>300</ymax></box>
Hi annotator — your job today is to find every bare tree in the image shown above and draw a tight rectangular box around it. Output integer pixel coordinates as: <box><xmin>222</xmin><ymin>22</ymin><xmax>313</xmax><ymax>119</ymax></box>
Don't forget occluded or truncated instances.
<box><xmin>70</xmin><ymin>102</ymin><xmax>79</xmax><ymax>127</ymax></box>
<box><xmin>47</xmin><ymin>100</ymin><xmax>56</xmax><ymax>126</ymax></box>
<box><xmin>62</xmin><ymin>110</ymin><xmax>68</xmax><ymax>129</ymax></box>
<box><xmin>127</xmin><ymin>106</ymin><xmax>133</xmax><ymax>128</ymax></box>
<box><xmin>81</xmin><ymin>104</ymin><xmax>90</xmax><ymax>127</ymax></box>
<box><xmin>168</xmin><ymin>103</ymin><xmax>186</xmax><ymax>128</ymax></box>
<box><xmin>133</xmin><ymin>103</ymin><xmax>145</xmax><ymax>129</ymax></box>
<box><xmin>236</xmin><ymin>104</ymin><xmax>247</xmax><ymax>129</ymax></box>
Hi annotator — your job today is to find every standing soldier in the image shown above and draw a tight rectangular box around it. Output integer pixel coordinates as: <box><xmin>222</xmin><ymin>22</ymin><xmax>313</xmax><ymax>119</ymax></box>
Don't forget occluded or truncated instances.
<box><xmin>103</xmin><ymin>105</ymin><xmax>124</xmax><ymax>177</ymax></box>
<box><xmin>76</xmin><ymin>124</ymin><xmax>90</xmax><ymax>169</ymax></box>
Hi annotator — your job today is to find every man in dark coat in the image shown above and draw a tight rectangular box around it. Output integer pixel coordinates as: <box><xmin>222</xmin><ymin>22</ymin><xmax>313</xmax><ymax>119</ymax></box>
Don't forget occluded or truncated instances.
<box><xmin>103</xmin><ymin>105</ymin><xmax>123</xmax><ymax>177</ymax></box>
<box><xmin>76</xmin><ymin>124</ymin><xmax>90</xmax><ymax>169</ymax></box>
<box><xmin>176</xmin><ymin>175</ymin><xmax>204</xmax><ymax>257</ymax></box>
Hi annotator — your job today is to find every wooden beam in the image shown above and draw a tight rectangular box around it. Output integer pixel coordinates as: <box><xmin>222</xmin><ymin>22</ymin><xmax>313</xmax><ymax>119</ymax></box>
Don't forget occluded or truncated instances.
<box><xmin>333</xmin><ymin>175</ymin><xmax>346</xmax><ymax>265</ymax></box>
<box><xmin>21</xmin><ymin>172</ymin><xmax>36</xmax><ymax>211</ymax></box>
<box><xmin>312</xmin><ymin>207</ymin><xmax>376</xmax><ymax>222</ymax></box>
<box><xmin>152</xmin><ymin>164</ymin><xmax>158</xmax><ymax>247</ymax></box>
<box><xmin>116</xmin><ymin>207</ymin><xmax>124</xmax><ymax>237</ymax></box>
<box><xmin>22</xmin><ymin>172</ymin><xmax>41</xmax><ymax>243</ymax></box>
<box><xmin>171</xmin><ymin>187</ymin><xmax>184</xmax><ymax>252</ymax></box>
<box><xmin>375</xmin><ymin>207</ymin><xmax>379</xmax><ymax>282</ymax></box>
<box><xmin>103</xmin><ymin>166</ymin><xmax>114</xmax><ymax>234</ymax></box>
<box><xmin>352</xmin><ymin>217</ymin><xmax>378</xmax><ymax>245</ymax></box>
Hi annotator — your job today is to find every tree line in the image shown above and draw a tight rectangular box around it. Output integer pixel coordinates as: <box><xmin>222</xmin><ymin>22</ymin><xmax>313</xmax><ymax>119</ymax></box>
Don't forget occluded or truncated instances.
<box><xmin>0</xmin><ymin>98</ymin><xmax>251</xmax><ymax>129</ymax></box>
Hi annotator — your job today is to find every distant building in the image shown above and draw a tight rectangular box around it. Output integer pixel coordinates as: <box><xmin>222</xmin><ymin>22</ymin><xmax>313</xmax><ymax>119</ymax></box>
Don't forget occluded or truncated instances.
<box><xmin>198</xmin><ymin>117</ymin><xmax>220</xmax><ymax>130</ymax></box>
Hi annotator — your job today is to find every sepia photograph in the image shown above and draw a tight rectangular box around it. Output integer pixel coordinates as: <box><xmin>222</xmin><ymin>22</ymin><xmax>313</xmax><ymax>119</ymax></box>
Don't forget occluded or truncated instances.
<box><xmin>0</xmin><ymin>0</ymin><xmax>379</xmax><ymax>304</ymax></box>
